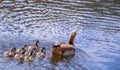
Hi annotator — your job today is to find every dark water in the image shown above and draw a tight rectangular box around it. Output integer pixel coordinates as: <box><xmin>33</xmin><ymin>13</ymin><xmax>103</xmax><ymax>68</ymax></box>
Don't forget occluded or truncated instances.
<box><xmin>0</xmin><ymin>0</ymin><xmax>120</xmax><ymax>70</ymax></box>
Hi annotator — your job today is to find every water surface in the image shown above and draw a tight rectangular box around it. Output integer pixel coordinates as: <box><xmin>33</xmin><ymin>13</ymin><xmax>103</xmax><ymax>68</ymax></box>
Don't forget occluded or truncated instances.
<box><xmin>0</xmin><ymin>0</ymin><xmax>120</xmax><ymax>70</ymax></box>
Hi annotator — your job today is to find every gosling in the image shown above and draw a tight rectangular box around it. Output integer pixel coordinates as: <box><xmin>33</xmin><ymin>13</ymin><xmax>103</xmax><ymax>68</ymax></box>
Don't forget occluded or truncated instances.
<box><xmin>36</xmin><ymin>47</ymin><xmax>46</xmax><ymax>58</ymax></box>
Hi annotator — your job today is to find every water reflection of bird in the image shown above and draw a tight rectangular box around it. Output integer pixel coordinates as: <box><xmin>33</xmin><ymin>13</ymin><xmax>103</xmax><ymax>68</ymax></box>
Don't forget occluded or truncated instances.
<box><xmin>4</xmin><ymin>47</ymin><xmax>16</xmax><ymax>57</ymax></box>
<box><xmin>36</xmin><ymin>47</ymin><xmax>46</xmax><ymax>58</ymax></box>
<box><xmin>51</xmin><ymin>30</ymin><xmax>77</xmax><ymax>65</ymax></box>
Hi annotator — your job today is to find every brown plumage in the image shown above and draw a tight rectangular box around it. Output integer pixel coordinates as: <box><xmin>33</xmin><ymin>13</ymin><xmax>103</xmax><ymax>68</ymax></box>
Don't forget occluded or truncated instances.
<box><xmin>51</xmin><ymin>30</ymin><xmax>77</xmax><ymax>58</ymax></box>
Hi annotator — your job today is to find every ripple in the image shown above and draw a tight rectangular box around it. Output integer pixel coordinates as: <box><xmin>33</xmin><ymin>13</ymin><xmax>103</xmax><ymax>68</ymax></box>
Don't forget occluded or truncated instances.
<box><xmin>0</xmin><ymin>0</ymin><xmax>120</xmax><ymax>70</ymax></box>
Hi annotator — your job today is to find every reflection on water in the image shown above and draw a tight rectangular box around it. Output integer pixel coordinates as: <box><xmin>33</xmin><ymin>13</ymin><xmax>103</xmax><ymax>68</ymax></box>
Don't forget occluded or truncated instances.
<box><xmin>0</xmin><ymin>0</ymin><xmax>120</xmax><ymax>70</ymax></box>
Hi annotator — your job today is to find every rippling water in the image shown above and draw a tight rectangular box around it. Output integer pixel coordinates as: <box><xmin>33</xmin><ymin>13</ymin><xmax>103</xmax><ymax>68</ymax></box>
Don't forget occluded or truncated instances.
<box><xmin>0</xmin><ymin>0</ymin><xmax>120</xmax><ymax>70</ymax></box>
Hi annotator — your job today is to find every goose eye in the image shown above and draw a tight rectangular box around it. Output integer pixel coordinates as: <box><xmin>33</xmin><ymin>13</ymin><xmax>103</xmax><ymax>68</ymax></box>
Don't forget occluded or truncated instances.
<box><xmin>52</xmin><ymin>44</ymin><xmax>60</xmax><ymax>48</ymax></box>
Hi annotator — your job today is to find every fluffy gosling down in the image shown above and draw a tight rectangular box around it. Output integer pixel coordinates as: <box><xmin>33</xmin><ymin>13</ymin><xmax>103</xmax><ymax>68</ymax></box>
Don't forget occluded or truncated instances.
<box><xmin>36</xmin><ymin>47</ymin><xmax>46</xmax><ymax>58</ymax></box>
<box><xmin>4</xmin><ymin>47</ymin><xmax>16</xmax><ymax>57</ymax></box>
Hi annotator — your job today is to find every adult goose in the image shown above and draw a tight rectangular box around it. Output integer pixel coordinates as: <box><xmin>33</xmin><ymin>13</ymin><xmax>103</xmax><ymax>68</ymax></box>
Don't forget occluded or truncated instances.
<box><xmin>52</xmin><ymin>30</ymin><xmax>76</xmax><ymax>57</ymax></box>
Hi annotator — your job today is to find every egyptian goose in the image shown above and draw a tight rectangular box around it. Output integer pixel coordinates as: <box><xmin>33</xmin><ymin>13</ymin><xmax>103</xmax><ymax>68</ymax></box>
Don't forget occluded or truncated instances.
<box><xmin>52</xmin><ymin>30</ymin><xmax>76</xmax><ymax>57</ymax></box>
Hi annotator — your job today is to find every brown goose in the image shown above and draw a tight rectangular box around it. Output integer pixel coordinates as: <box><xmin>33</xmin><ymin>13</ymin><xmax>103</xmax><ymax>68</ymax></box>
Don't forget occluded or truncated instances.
<box><xmin>51</xmin><ymin>30</ymin><xmax>77</xmax><ymax>58</ymax></box>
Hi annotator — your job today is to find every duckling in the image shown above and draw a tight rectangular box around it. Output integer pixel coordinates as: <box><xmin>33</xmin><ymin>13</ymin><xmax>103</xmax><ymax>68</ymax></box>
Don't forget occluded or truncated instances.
<box><xmin>24</xmin><ymin>50</ymin><xmax>34</xmax><ymax>62</ymax></box>
<box><xmin>28</xmin><ymin>40</ymin><xmax>39</xmax><ymax>52</ymax></box>
<box><xmin>52</xmin><ymin>30</ymin><xmax>76</xmax><ymax>57</ymax></box>
<box><xmin>14</xmin><ymin>49</ymin><xmax>24</xmax><ymax>60</ymax></box>
<box><xmin>4</xmin><ymin>47</ymin><xmax>16</xmax><ymax>57</ymax></box>
<box><xmin>36</xmin><ymin>47</ymin><xmax>46</xmax><ymax>58</ymax></box>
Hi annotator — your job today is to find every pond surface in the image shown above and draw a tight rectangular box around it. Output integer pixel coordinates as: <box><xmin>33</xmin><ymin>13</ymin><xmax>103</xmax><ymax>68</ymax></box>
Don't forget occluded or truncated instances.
<box><xmin>0</xmin><ymin>0</ymin><xmax>120</xmax><ymax>70</ymax></box>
